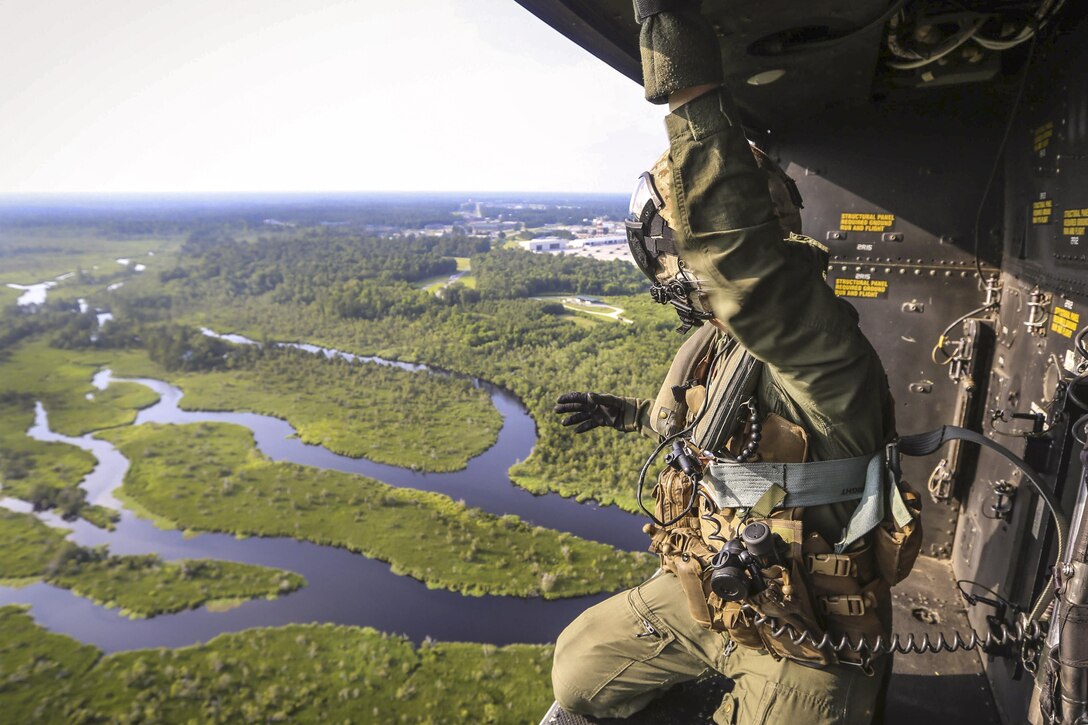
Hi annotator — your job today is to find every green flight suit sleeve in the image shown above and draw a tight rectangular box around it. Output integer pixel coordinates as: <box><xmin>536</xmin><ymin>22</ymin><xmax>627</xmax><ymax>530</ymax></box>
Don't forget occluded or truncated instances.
<box><xmin>663</xmin><ymin>90</ymin><xmax>893</xmax><ymax>459</ymax></box>
<box><xmin>613</xmin><ymin>396</ymin><xmax>657</xmax><ymax>439</ymax></box>
<box><xmin>632</xmin><ymin>398</ymin><xmax>660</xmax><ymax>440</ymax></box>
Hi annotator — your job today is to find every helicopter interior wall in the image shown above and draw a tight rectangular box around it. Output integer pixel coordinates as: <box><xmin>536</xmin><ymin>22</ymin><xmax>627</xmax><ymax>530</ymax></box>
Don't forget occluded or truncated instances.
<box><xmin>773</xmin><ymin>100</ymin><xmax>1007</xmax><ymax>558</ymax></box>
<box><xmin>952</xmin><ymin>17</ymin><xmax>1088</xmax><ymax>723</ymax></box>
<box><xmin>770</xmin><ymin>24</ymin><xmax>1088</xmax><ymax>716</ymax></box>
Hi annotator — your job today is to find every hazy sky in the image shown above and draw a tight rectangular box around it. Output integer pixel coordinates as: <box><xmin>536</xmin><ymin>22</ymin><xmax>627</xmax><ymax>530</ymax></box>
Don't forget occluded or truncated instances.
<box><xmin>0</xmin><ymin>0</ymin><xmax>667</xmax><ymax>194</ymax></box>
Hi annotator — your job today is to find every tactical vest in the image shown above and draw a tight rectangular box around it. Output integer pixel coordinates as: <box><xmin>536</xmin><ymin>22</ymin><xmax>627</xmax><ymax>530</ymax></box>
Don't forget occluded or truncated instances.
<box><xmin>644</xmin><ymin>327</ymin><xmax>922</xmax><ymax>667</ymax></box>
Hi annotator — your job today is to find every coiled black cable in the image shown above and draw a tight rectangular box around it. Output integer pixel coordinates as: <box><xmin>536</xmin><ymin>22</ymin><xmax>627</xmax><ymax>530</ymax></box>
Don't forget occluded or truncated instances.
<box><xmin>1075</xmin><ymin>325</ymin><xmax>1088</xmax><ymax>359</ymax></box>
<box><xmin>740</xmin><ymin>605</ymin><xmax>1043</xmax><ymax>665</ymax></box>
<box><xmin>1072</xmin><ymin>412</ymin><xmax>1088</xmax><ymax>447</ymax></box>
<box><xmin>1068</xmin><ymin>374</ymin><xmax>1088</xmax><ymax>412</ymax></box>
<box><xmin>698</xmin><ymin>486</ymin><xmax>728</xmax><ymax>552</ymax></box>
<box><xmin>636</xmin><ymin>339</ymin><xmax>725</xmax><ymax>526</ymax></box>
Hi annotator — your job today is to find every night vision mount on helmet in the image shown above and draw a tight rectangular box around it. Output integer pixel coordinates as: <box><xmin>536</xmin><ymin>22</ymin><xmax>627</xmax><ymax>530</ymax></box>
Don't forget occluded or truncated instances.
<box><xmin>626</xmin><ymin>147</ymin><xmax>814</xmax><ymax>334</ymax></box>
<box><xmin>625</xmin><ymin>156</ymin><xmax>715</xmax><ymax>333</ymax></box>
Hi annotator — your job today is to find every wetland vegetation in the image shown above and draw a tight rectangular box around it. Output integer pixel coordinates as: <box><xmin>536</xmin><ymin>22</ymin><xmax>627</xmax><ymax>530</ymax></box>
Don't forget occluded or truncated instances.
<box><xmin>0</xmin><ymin>605</ymin><xmax>554</xmax><ymax>723</ymax></box>
<box><xmin>115</xmin><ymin>344</ymin><xmax>503</xmax><ymax>472</ymax></box>
<box><xmin>122</xmin><ymin>232</ymin><xmax>679</xmax><ymax>511</ymax></box>
<box><xmin>103</xmin><ymin>421</ymin><xmax>655</xmax><ymax>599</ymax></box>
<box><xmin>0</xmin><ymin>510</ymin><xmax>305</xmax><ymax>617</ymax></box>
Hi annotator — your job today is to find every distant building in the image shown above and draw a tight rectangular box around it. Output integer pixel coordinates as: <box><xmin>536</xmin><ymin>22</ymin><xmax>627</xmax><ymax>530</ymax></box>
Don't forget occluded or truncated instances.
<box><xmin>469</xmin><ymin>221</ymin><xmax>518</xmax><ymax>236</ymax></box>
<box><xmin>577</xmin><ymin>235</ymin><xmax>627</xmax><ymax>248</ymax></box>
<box><xmin>519</xmin><ymin>237</ymin><xmax>568</xmax><ymax>253</ymax></box>
<box><xmin>422</xmin><ymin>223</ymin><xmax>451</xmax><ymax>237</ymax></box>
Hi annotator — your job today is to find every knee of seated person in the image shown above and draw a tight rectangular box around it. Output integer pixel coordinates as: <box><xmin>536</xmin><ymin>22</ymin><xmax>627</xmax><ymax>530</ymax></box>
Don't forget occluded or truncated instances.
<box><xmin>551</xmin><ymin>666</ymin><xmax>637</xmax><ymax>719</ymax></box>
<box><xmin>551</xmin><ymin>616</ymin><xmax>616</xmax><ymax>716</ymax></box>
<box><xmin>551</xmin><ymin>667</ymin><xmax>594</xmax><ymax>715</ymax></box>
<box><xmin>552</xmin><ymin>621</ymin><xmax>591</xmax><ymax>708</ymax></box>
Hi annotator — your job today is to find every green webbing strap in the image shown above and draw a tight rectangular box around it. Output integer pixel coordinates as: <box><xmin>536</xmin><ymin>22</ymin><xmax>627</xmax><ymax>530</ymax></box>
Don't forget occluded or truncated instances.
<box><xmin>750</xmin><ymin>484</ymin><xmax>787</xmax><ymax>519</ymax></box>
<box><xmin>704</xmin><ymin>454</ymin><xmax>877</xmax><ymax>510</ymax></box>
<box><xmin>834</xmin><ymin>443</ymin><xmax>911</xmax><ymax>554</ymax></box>
<box><xmin>703</xmin><ymin>424</ymin><xmax>1064</xmax><ymax>558</ymax></box>
<box><xmin>703</xmin><ymin>446</ymin><xmax>908</xmax><ymax>554</ymax></box>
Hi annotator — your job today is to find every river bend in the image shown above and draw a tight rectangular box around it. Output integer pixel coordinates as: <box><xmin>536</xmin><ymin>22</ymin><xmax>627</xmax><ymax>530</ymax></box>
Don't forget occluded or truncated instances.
<box><xmin>0</xmin><ymin>334</ymin><xmax>646</xmax><ymax>652</ymax></box>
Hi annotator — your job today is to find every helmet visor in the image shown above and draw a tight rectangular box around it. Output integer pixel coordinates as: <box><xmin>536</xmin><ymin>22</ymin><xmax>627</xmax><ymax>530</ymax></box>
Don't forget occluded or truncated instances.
<box><xmin>626</xmin><ymin>171</ymin><xmax>672</xmax><ymax>283</ymax></box>
<box><xmin>628</xmin><ymin>171</ymin><xmax>663</xmax><ymax>222</ymax></box>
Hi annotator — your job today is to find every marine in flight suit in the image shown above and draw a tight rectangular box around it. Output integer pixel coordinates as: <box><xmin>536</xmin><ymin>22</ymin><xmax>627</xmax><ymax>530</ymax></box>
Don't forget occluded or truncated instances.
<box><xmin>549</xmin><ymin>2</ymin><xmax>903</xmax><ymax>722</ymax></box>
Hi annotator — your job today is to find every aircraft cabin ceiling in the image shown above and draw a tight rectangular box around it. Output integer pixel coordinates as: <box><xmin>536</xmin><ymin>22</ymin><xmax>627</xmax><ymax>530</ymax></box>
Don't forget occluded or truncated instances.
<box><xmin>514</xmin><ymin>0</ymin><xmax>1076</xmax><ymax>133</ymax></box>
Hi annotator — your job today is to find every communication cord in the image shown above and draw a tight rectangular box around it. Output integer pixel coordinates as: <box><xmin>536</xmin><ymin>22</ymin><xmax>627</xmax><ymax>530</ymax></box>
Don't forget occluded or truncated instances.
<box><xmin>734</xmin><ymin>426</ymin><xmax>1068</xmax><ymax>667</ymax></box>
<box><xmin>930</xmin><ymin>301</ymin><xmax>997</xmax><ymax>365</ymax></box>
<box><xmin>972</xmin><ymin>0</ymin><xmax>1068</xmax><ymax>51</ymax></box>
<box><xmin>636</xmin><ymin>338</ymin><xmax>725</xmax><ymax>526</ymax></box>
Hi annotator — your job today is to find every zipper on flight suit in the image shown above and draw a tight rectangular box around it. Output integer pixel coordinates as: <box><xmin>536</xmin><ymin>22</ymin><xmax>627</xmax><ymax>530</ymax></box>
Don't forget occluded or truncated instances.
<box><xmin>636</xmin><ymin>619</ymin><xmax>659</xmax><ymax>638</ymax></box>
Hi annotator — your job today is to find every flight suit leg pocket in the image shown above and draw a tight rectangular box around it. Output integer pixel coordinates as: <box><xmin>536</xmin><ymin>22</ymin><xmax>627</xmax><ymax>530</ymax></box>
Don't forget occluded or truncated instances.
<box><xmin>626</xmin><ymin>585</ymin><xmax>677</xmax><ymax>662</ymax></box>
<box><xmin>552</xmin><ymin>585</ymin><xmax>678</xmax><ymax>715</ymax></box>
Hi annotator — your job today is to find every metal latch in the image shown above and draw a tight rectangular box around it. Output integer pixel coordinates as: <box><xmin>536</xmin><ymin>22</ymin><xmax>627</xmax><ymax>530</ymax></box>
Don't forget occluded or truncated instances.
<box><xmin>1024</xmin><ymin>286</ymin><xmax>1050</xmax><ymax>337</ymax></box>
<box><xmin>985</xmin><ymin>480</ymin><xmax>1016</xmax><ymax>521</ymax></box>
<box><xmin>927</xmin><ymin>458</ymin><xmax>953</xmax><ymax>503</ymax></box>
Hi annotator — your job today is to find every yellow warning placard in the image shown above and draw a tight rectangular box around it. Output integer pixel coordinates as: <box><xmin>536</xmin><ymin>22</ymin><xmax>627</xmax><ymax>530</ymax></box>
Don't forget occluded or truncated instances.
<box><xmin>1052</xmin><ymin>306</ymin><xmax>1080</xmax><ymax>338</ymax></box>
<box><xmin>1063</xmin><ymin>208</ymin><xmax>1088</xmax><ymax>237</ymax></box>
<box><xmin>834</xmin><ymin>278</ymin><xmax>889</xmax><ymax>299</ymax></box>
<box><xmin>1033</xmin><ymin>121</ymin><xmax>1054</xmax><ymax>154</ymax></box>
<box><xmin>839</xmin><ymin>213</ymin><xmax>895</xmax><ymax>233</ymax></box>
<box><xmin>1032</xmin><ymin>199</ymin><xmax>1053</xmax><ymax>225</ymax></box>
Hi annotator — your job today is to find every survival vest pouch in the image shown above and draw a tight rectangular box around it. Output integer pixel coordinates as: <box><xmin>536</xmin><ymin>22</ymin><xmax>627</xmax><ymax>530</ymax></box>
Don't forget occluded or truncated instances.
<box><xmin>645</xmin><ymin>334</ymin><xmax>923</xmax><ymax>667</ymax></box>
<box><xmin>649</xmin><ymin>323</ymin><xmax>720</xmax><ymax>438</ymax></box>
<box><xmin>651</xmin><ymin>434</ymin><xmax>920</xmax><ymax>666</ymax></box>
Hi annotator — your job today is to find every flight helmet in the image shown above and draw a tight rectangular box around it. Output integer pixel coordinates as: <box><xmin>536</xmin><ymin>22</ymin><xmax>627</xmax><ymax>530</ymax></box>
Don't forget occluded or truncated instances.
<box><xmin>625</xmin><ymin>146</ymin><xmax>817</xmax><ymax>332</ymax></box>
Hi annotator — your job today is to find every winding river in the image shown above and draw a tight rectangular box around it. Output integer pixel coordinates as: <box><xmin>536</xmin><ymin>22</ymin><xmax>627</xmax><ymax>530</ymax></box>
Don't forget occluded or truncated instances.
<box><xmin>0</xmin><ymin>331</ymin><xmax>648</xmax><ymax>653</ymax></box>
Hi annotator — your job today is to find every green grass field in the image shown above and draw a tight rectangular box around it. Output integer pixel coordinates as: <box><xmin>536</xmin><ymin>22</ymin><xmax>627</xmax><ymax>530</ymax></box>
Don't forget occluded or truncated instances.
<box><xmin>0</xmin><ymin>398</ymin><xmax>99</xmax><ymax>513</ymax></box>
<box><xmin>0</xmin><ymin>605</ymin><xmax>555</xmax><ymax>723</ymax></box>
<box><xmin>109</xmin><ymin>346</ymin><xmax>502</xmax><ymax>473</ymax></box>
<box><xmin>0</xmin><ymin>340</ymin><xmax>159</xmax><ymax>437</ymax></box>
<box><xmin>0</xmin><ymin>285</ymin><xmax>20</xmax><ymax>307</ymax></box>
<box><xmin>0</xmin><ymin>232</ymin><xmax>179</xmax><ymax>286</ymax></box>
<box><xmin>0</xmin><ymin>340</ymin><xmax>159</xmax><ymax>526</ymax></box>
<box><xmin>0</xmin><ymin>510</ymin><xmax>305</xmax><ymax>617</ymax></box>
<box><xmin>421</xmin><ymin>256</ymin><xmax>476</xmax><ymax>294</ymax></box>
<box><xmin>49</xmin><ymin>557</ymin><xmax>305</xmax><ymax>619</ymax></box>
<box><xmin>0</xmin><ymin>509</ymin><xmax>72</xmax><ymax>583</ymax></box>
<box><xmin>103</xmin><ymin>421</ymin><xmax>655</xmax><ymax>599</ymax></box>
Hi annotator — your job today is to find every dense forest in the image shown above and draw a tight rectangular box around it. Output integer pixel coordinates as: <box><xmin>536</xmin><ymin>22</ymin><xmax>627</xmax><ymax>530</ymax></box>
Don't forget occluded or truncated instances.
<box><xmin>473</xmin><ymin>248</ymin><xmax>645</xmax><ymax>298</ymax></box>
<box><xmin>1</xmin><ymin>216</ymin><xmax>680</xmax><ymax>510</ymax></box>
<box><xmin>90</xmin><ymin>228</ymin><xmax>682</xmax><ymax>510</ymax></box>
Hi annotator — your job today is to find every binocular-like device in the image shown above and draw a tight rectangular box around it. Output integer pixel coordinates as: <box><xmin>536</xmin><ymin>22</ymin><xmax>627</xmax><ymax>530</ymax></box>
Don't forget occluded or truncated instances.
<box><xmin>709</xmin><ymin>521</ymin><xmax>783</xmax><ymax>602</ymax></box>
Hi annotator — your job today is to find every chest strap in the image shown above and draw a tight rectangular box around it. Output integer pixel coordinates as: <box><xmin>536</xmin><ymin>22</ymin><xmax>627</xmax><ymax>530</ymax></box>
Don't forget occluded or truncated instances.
<box><xmin>702</xmin><ymin>424</ymin><xmax>1065</xmax><ymax>558</ymax></box>
<box><xmin>704</xmin><ymin>449</ymin><xmax>895</xmax><ymax>555</ymax></box>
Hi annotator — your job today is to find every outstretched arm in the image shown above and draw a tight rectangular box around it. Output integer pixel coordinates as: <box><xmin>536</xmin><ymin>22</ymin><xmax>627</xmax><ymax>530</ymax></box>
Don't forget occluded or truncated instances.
<box><xmin>636</xmin><ymin>3</ymin><xmax>892</xmax><ymax>457</ymax></box>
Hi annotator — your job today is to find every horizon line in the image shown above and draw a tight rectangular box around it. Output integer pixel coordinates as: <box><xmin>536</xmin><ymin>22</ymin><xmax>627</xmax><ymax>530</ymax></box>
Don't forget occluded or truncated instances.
<box><xmin>0</xmin><ymin>189</ymin><xmax>629</xmax><ymax>198</ymax></box>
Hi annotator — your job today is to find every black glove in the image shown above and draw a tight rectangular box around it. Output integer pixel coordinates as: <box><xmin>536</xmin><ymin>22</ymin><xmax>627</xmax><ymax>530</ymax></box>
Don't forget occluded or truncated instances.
<box><xmin>554</xmin><ymin>392</ymin><xmax>638</xmax><ymax>434</ymax></box>
<box><xmin>635</xmin><ymin>1</ymin><xmax>724</xmax><ymax>104</ymax></box>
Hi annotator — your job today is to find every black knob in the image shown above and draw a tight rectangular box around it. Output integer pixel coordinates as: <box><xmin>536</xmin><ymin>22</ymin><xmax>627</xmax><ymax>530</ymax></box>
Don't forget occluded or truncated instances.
<box><xmin>741</xmin><ymin>521</ymin><xmax>777</xmax><ymax>562</ymax></box>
